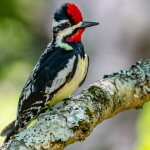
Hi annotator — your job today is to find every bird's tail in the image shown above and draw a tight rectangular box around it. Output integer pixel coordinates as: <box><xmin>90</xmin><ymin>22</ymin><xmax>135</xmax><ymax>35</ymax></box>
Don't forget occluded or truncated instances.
<box><xmin>1</xmin><ymin>120</ymin><xmax>17</xmax><ymax>143</ymax></box>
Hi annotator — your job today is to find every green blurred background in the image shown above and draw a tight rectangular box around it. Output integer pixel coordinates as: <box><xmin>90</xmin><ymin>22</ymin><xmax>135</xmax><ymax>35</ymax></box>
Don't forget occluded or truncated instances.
<box><xmin>0</xmin><ymin>0</ymin><xmax>150</xmax><ymax>150</ymax></box>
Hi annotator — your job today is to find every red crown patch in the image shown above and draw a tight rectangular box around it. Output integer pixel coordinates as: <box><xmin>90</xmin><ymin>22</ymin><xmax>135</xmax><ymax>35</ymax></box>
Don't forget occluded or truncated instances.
<box><xmin>67</xmin><ymin>3</ymin><xmax>83</xmax><ymax>24</ymax></box>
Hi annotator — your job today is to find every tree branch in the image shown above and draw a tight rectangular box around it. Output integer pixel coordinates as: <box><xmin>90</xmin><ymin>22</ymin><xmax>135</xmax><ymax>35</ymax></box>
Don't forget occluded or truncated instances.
<box><xmin>1</xmin><ymin>60</ymin><xmax>150</xmax><ymax>150</ymax></box>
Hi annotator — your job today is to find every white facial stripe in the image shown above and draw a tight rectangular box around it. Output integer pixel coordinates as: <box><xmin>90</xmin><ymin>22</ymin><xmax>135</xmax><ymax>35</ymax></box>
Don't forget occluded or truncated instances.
<box><xmin>45</xmin><ymin>55</ymin><xmax>76</xmax><ymax>95</ymax></box>
<box><xmin>55</xmin><ymin>22</ymin><xmax>82</xmax><ymax>50</ymax></box>
<box><xmin>53</xmin><ymin>19</ymin><xmax>69</xmax><ymax>28</ymax></box>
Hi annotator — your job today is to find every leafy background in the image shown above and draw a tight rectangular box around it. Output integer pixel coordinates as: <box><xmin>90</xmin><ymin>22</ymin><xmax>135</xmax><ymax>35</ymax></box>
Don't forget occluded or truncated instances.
<box><xmin>0</xmin><ymin>0</ymin><xmax>150</xmax><ymax>150</ymax></box>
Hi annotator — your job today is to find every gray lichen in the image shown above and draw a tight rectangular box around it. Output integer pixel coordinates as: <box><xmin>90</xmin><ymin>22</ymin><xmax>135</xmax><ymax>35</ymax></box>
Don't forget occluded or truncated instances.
<box><xmin>1</xmin><ymin>59</ymin><xmax>150</xmax><ymax>150</ymax></box>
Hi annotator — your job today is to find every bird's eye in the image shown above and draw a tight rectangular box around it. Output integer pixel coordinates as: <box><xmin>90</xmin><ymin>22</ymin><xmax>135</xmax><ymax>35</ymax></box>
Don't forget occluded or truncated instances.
<box><xmin>53</xmin><ymin>27</ymin><xmax>61</xmax><ymax>34</ymax></box>
<box><xmin>60</xmin><ymin>22</ymin><xmax>71</xmax><ymax>29</ymax></box>
<box><xmin>64</xmin><ymin>22</ymin><xmax>71</xmax><ymax>28</ymax></box>
<box><xmin>53</xmin><ymin>22</ymin><xmax>71</xmax><ymax>35</ymax></box>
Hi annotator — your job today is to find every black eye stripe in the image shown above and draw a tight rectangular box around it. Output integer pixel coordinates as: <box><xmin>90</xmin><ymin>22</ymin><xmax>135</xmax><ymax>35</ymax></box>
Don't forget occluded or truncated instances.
<box><xmin>53</xmin><ymin>22</ymin><xmax>71</xmax><ymax>33</ymax></box>
<box><xmin>63</xmin><ymin>22</ymin><xmax>71</xmax><ymax>27</ymax></box>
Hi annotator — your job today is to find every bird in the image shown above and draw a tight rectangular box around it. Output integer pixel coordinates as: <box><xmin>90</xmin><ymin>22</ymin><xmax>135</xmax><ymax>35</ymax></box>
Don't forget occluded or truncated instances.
<box><xmin>1</xmin><ymin>2</ymin><xmax>99</xmax><ymax>142</ymax></box>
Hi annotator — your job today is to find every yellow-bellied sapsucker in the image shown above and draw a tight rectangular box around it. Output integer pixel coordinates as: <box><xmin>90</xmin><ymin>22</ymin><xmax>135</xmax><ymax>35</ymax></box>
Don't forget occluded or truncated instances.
<box><xmin>1</xmin><ymin>2</ymin><xmax>99</xmax><ymax>142</ymax></box>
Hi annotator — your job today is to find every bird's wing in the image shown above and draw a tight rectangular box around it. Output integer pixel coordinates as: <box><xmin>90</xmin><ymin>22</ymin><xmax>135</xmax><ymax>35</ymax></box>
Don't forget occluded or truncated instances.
<box><xmin>16</xmin><ymin>47</ymin><xmax>78</xmax><ymax>128</ymax></box>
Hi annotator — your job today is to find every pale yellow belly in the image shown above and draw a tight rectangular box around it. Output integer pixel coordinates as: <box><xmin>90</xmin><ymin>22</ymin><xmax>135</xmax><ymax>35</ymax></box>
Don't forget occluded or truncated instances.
<box><xmin>49</xmin><ymin>54</ymin><xmax>88</xmax><ymax>106</ymax></box>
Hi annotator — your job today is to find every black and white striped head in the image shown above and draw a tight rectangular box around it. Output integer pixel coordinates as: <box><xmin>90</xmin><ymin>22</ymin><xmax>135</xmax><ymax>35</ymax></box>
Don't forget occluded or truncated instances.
<box><xmin>52</xmin><ymin>3</ymin><xmax>99</xmax><ymax>50</ymax></box>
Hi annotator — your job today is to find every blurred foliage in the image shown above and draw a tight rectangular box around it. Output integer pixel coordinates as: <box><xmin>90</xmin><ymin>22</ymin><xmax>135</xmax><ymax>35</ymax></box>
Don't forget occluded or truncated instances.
<box><xmin>135</xmin><ymin>102</ymin><xmax>150</xmax><ymax>150</ymax></box>
<box><xmin>0</xmin><ymin>0</ymin><xmax>18</xmax><ymax>20</ymax></box>
<box><xmin>0</xmin><ymin>0</ymin><xmax>49</xmax><ymax>78</ymax></box>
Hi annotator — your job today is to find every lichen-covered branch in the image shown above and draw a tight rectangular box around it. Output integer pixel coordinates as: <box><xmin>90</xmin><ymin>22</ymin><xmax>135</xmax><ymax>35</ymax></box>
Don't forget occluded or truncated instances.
<box><xmin>1</xmin><ymin>60</ymin><xmax>150</xmax><ymax>150</ymax></box>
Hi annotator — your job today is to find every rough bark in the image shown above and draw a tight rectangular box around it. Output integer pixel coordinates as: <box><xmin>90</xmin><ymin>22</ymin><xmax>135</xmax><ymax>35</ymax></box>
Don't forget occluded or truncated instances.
<box><xmin>1</xmin><ymin>60</ymin><xmax>150</xmax><ymax>150</ymax></box>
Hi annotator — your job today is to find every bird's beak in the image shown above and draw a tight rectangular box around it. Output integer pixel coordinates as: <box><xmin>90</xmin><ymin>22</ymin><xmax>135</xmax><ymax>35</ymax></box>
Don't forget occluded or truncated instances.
<box><xmin>80</xmin><ymin>21</ymin><xmax>99</xmax><ymax>28</ymax></box>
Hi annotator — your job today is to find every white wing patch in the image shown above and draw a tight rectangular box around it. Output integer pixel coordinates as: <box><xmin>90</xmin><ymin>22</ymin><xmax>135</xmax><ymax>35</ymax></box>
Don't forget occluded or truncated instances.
<box><xmin>83</xmin><ymin>54</ymin><xmax>89</xmax><ymax>79</ymax></box>
<box><xmin>45</xmin><ymin>55</ymin><xmax>76</xmax><ymax>97</ymax></box>
<box><xmin>49</xmin><ymin>54</ymin><xmax>89</xmax><ymax>106</ymax></box>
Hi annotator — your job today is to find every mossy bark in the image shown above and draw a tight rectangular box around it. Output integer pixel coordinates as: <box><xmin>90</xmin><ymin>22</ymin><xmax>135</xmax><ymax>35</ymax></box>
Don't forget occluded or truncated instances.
<box><xmin>1</xmin><ymin>60</ymin><xmax>150</xmax><ymax>150</ymax></box>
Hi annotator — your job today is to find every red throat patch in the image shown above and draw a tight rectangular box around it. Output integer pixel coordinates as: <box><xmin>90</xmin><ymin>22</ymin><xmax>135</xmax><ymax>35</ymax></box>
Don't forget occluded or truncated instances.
<box><xmin>67</xmin><ymin>3</ymin><xmax>83</xmax><ymax>24</ymax></box>
<box><xmin>66</xmin><ymin>29</ymin><xmax>85</xmax><ymax>43</ymax></box>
